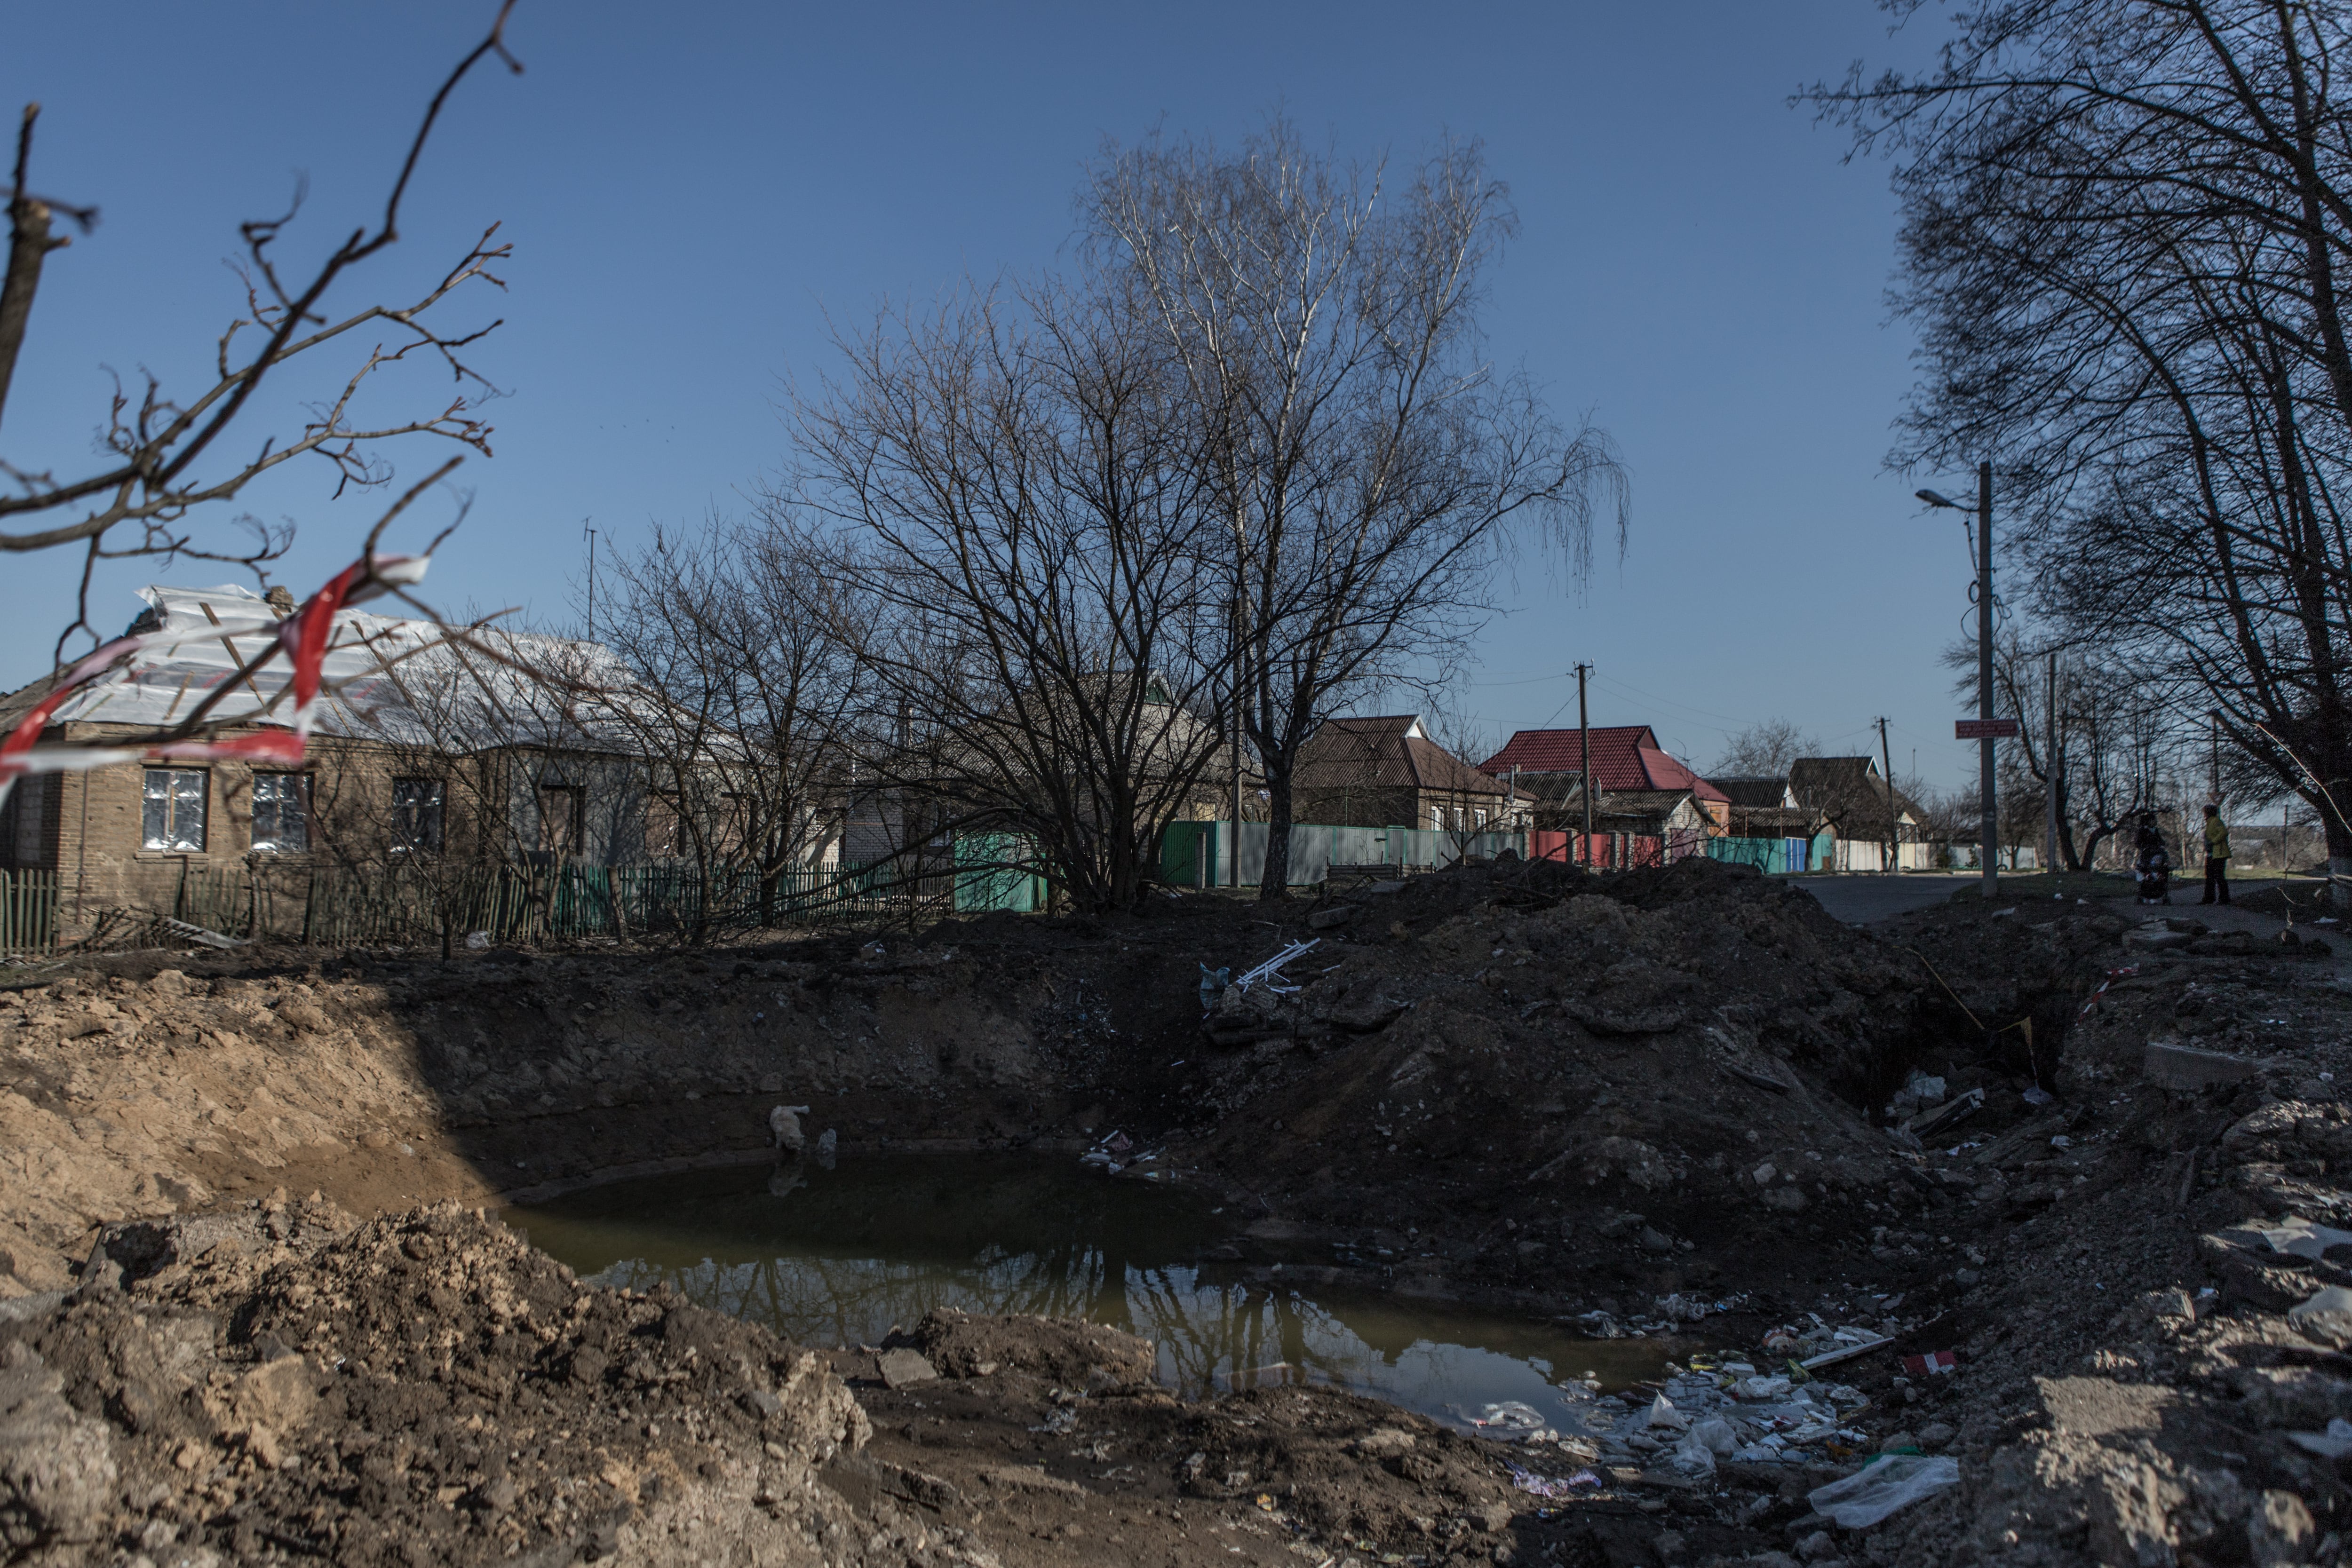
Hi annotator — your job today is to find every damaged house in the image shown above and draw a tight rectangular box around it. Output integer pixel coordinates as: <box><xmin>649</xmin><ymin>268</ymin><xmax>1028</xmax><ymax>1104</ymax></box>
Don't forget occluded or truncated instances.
<box><xmin>0</xmin><ymin>583</ymin><xmax>808</xmax><ymax>943</ymax></box>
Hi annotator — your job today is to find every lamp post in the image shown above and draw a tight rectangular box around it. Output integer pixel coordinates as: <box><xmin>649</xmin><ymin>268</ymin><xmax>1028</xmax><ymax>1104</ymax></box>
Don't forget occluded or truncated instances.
<box><xmin>1919</xmin><ymin>460</ymin><xmax>1998</xmax><ymax>900</ymax></box>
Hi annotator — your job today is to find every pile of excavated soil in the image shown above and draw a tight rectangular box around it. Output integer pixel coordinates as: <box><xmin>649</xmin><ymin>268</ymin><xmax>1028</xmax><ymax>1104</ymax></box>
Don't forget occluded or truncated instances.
<box><xmin>17</xmin><ymin>860</ymin><xmax>2352</xmax><ymax>1564</ymax></box>
<box><xmin>1822</xmin><ymin>896</ymin><xmax>2352</xmax><ymax>1568</ymax></box>
<box><xmin>0</xmin><ymin>934</ymin><xmax>1089</xmax><ymax>1294</ymax></box>
<box><xmin>0</xmin><ymin>858</ymin><xmax>1966</xmax><ymax>1311</ymax></box>
<box><xmin>0</xmin><ymin>1195</ymin><xmax>942</xmax><ymax>1568</ymax></box>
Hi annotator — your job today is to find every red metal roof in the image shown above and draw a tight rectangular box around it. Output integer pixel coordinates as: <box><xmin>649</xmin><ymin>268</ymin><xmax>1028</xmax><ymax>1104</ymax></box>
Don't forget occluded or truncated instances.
<box><xmin>1477</xmin><ymin>725</ymin><xmax>1729</xmax><ymax>804</ymax></box>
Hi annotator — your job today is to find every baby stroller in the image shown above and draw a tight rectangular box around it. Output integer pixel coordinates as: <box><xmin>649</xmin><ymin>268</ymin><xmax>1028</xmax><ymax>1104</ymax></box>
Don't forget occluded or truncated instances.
<box><xmin>2134</xmin><ymin>821</ymin><xmax>2171</xmax><ymax>904</ymax></box>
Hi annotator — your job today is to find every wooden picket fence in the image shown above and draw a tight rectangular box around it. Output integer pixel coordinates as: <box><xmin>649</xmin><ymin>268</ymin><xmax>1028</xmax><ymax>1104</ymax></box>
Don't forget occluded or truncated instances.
<box><xmin>0</xmin><ymin>869</ymin><xmax>60</xmax><ymax>957</ymax></box>
<box><xmin>148</xmin><ymin>859</ymin><xmax>935</xmax><ymax>948</ymax></box>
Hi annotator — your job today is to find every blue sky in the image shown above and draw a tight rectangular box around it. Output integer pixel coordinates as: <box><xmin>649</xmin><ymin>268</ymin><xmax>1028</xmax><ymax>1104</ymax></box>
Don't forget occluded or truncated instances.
<box><xmin>1</xmin><ymin>3</ymin><xmax>1983</xmax><ymax>787</ymax></box>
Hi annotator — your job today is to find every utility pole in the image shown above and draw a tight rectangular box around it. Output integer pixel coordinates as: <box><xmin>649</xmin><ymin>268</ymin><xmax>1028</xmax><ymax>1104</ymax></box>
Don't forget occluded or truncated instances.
<box><xmin>582</xmin><ymin>521</ymin><xmax>598</xmax><ymax>641</ymax></box>
<box><xmin>1876</xmin><ymin>718</ymin><xmax>1898</xmax><ymax>872</ymax></box>
<box><xmin>2046</xmin><ymin>648</ymin><xmax>2060</xmax><ymax>876</ymax></box>
<box><xmin>1977</xmin><ymin>460</ymin><xmax>1997</xmax><ymax>897</ymax></box>
<box><xmin>1576</xmin><ymin>663</ymin><xmax>1593</xmax><ymax>867</ymax></box>
<box><xmin>1918</xmin><ymin>463</ymin><xmax>2000</xmax><ymax>895</ymax></box>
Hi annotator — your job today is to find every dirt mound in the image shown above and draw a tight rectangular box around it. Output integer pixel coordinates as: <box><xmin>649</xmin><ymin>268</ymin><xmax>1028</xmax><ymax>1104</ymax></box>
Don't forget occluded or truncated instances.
<box><xmin>910</xmin><ymin>1308</ymin><xmax>1155</xmax><ymax>1387</ymax></box>
<box><xmin>0</xmin><ymin>1195</ymin><xmax>972</xmax><ymax>1568</ymax></box>
<box><xmin>1155</xmin><ymin>860</ymin><xmax>1961</xmax><ymax>1312</ymax></box>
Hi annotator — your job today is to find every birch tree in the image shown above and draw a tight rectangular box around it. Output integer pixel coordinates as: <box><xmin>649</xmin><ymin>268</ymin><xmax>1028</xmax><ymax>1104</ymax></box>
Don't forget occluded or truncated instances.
<box><xmin>1081</xmin><ymin>120</ymin><xmax>1626</xmax><ymax>897</ymax></box>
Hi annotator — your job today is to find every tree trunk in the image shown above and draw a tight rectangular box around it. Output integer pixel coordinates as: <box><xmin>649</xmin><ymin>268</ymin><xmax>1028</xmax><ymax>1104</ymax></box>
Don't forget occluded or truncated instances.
<box><xmin>1258</xmin><ymin>765</ymin><xmax>1294</xmax><ymax>901</ymax></box>
<box><xmin>2325</xmin><ymin>779</ymin><xmax>2352</xmax><ymax>909</ymax></box>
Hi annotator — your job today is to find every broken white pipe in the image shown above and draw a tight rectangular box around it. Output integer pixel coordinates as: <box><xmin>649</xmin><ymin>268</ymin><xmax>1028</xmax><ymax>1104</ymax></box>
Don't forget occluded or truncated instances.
<box><xmin>1233</xmin><ymin>939</ymin><xmax>1320</xmax><ymax>995</ymax></box>
<box><xmin>1797</xmin><ymin>1335</ymin><xmax>1896</xmax><ymax>1370</ymax></box>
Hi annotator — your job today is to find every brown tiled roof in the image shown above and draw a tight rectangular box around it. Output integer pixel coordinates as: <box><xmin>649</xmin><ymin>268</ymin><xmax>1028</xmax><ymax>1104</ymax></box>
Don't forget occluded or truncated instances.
<box><xmin>1297</xmin><ymin>715</ymin><xmax>1509</xmax><ymax>798</ymax></box>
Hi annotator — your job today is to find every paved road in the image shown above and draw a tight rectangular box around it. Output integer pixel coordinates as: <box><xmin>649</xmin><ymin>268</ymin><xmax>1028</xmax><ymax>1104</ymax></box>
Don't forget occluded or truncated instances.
<box><xmin>1791</xmin><ymin>874</ymin><xmax>1977</xmax><ymax>925</ymax></box>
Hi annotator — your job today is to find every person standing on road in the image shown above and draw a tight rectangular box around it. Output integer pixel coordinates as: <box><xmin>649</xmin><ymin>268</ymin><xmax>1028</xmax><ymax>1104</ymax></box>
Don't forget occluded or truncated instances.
<box><xmin>2135</xmin><ymin>813</ymin><xmax>2172</xmax><ymax>905</ymax></box>
<box><xmin>2201</xmin><ymin>803</ymin><xmax>2232</xmax><ymax>906</ymax></box>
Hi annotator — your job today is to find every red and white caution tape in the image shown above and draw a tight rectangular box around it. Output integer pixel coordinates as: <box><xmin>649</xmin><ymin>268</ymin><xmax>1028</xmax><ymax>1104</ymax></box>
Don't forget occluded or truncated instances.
<box><xmin>0</xmin><ymin>554</ymin><xmax>429</xmax><ymax>805</ymax></box>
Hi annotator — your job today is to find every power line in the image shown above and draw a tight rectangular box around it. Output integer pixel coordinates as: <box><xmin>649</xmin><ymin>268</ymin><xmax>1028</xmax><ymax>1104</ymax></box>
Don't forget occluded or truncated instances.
<box><xmin>1587</xmin><ymin>670</ymin><xmax>1759</xmax><ymax>728</ymax></box>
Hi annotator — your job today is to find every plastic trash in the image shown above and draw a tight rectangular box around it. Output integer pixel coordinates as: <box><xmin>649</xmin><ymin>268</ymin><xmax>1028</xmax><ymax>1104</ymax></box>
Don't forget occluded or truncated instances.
<box><xmin>1669</xmin><ymin>1427</ymin><xmax>1718</xmax><ymax>1475</ymax></box>
<box><xmin>1645</xmin><ymin>1393</ymin><xmax>1688</xmax><ymax>1430</ymax></box>
<box><xmin>1806</xmin><ymin>1454</ymin><xmax>1961</xmax><ymax>1527</ymax></box>
<box><xmin>1197</xmin><ymin>964</ymin><xmax>1231</xmax><ymax>1009</ymax></box>
<box><xmin>464</xmin><ymin>930</ymin><xmax>491</xmax><ymax>951</ymax></box>
<box><xmin>814</xmin><ymin>1128</ymin><xmax>838</xmax><ymax>1169</ymax></box>
<box><xmin>2223</xmin><ymin>1218</ymin><xmax>2352</xmax><ymax>1261</ymax></box>
<box><xmin>1890</xmin><ymin>1072</ymin><xmax>1946</xmax><ymax>1116</ymax></box>
<box><xmin>1690</xmin><ymin>1418</ymin><xmax>1738</xmax><ymax>1456</ymax></box>
<box><xmin>1507</xmin><ymin>1465</ymin><xmax>1594</xmax><ymax>1497</ymax></box>
<box><xmin>2288</xmin><ymin>1418</ymin><xmax>2352</xmax><ymax>1458</ymax></box>
<box><xmin>2022</xmin><ymin>1085</ymin><xmax>2054</xmax><ymax>1106</ymax></box>
<box><xmin>1901</xmin><ymin>1352</ymin><xmax>1957</xmax><ymax>1377</ymax></box>
<box><xmin>1477</xmin><ymin>1402</ymin><xmax>1548</xmax><ymax>1434</ymax></box>
<box><xmin>1733</xmin><ymin>1375</ymin><xmax>1793</xmax><ymax>1402</ymax></box>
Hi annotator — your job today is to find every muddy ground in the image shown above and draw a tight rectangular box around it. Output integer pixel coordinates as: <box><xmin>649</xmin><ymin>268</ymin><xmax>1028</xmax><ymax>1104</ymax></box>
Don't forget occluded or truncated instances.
<box><xmin>4</xmin><ymin>857</ymin><xmax>2352</xmax><ymax>1565</ymax></box>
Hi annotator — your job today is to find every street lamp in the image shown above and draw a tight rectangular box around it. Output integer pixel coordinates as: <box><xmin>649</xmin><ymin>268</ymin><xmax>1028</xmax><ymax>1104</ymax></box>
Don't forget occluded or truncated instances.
<box><xmin>1918</xmin><ymin>459</ymin><xmax>2000</xmax><ymax>900</ymax></box>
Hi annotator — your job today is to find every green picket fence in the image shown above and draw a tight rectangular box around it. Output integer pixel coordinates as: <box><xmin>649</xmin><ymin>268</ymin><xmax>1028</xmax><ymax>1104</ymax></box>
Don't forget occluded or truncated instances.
<box><xmin>0</xmin><ymin>869</ymin><xmax>60</xmax><ymax>957</ymax></box>
<box><xmin>147</xmin><ymin>860</ymin><xmax>929</xmax><ymax>947</ymax></box>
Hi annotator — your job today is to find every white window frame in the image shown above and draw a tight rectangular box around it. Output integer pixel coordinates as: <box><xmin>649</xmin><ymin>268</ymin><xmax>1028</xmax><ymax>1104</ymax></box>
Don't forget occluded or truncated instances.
<box><xmin>250</xmin><ymin>771</ymin><xmax>311</xmax><ymax>853</ymax></box>
<box><xmin>142</xmin><ymin>768</ymin><xmax>207</xmax><ymax>852</ymax></box>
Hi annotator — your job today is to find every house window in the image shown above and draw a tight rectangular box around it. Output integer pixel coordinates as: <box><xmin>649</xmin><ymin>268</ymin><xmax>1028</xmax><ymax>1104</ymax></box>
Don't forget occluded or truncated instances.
<box><xmin>142</xmin><ymin>768</ymin><xmax>207</xmax><ymax>852</ymax></box>
<box><xmin>392</xmin><ymin>777</ymin><xmax>445</xmax><ymax>852</ymax></box>
<box><xmin>538</xmin><ymin>784</ymin><xmax>584</xmax><ymax>855</ymax></box>
<box><xmin>251</xmin><ymin>773</ymin><xmax>310</xmax><ymax>852</ymax></box>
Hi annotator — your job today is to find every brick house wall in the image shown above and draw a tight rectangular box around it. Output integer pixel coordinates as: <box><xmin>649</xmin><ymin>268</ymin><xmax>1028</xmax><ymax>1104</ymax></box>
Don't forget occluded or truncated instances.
<box><xmin>1</xmin><ymin>721</ymin><xmax>664</xmax><ymax>937</ymax></box>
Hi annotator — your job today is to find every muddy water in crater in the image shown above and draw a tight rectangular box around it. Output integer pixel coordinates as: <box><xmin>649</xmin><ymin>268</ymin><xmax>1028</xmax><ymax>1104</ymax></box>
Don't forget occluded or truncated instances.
<box><xmin>504</xmin><ymin>1153</ymin><xmax>1672</xmax><ymax>1433</ymax></box>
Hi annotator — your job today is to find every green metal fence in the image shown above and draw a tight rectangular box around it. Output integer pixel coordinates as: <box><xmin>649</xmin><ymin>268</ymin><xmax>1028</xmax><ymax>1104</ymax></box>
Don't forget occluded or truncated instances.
<box><xmin>0</xmin><ymin>869</ymin><xmax>59</xmax><ymax>957</ymax></box>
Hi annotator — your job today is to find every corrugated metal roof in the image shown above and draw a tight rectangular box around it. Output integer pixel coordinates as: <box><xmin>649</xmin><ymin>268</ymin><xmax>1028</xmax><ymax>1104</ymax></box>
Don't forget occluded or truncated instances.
<box><xmin>1477</xmin><ymin>725</ymin><xmax>1729</xmax><ymax>803</ymax></box>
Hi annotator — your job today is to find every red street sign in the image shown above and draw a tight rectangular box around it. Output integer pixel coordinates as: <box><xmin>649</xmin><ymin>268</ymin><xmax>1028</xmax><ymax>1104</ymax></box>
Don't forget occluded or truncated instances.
<box><xmin>1955</xmin><ymin>718</ymin><xmax>2019</xmax><ymax>739</ymax></box>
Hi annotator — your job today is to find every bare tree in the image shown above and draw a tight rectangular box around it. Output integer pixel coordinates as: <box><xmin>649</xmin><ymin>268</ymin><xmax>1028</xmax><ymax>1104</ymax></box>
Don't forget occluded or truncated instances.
<box><xmin>595</xmin><ymin>515</ymin><xmax>871</xmax><ymax>939</ymax></box>
<box><xmin>1712</xmin><ymin>719</ymin><xmax>1815</xmax><ymax>779</ymax></box>
<box><xmin>787</xmin><ymin>282</ymin><xmax>1229</xmax><ymax>913</ymax></box>
<box><xmin>0</xmin><ymin>3</ymin><xmax>520</xmax><ymax>663</ymax></box>
<box><xmin>1082</xmin><ymin>120</ymin><xmax>1627</xmax><ymax>898</ymax></box>
<box><xmin>0</xmin><ymin>5</ymin><xmax>523</xmax><ymax>795</ymax></box>
<box><xmin>319</xmin><ymin>614</ymin><xmax>622</xmax><ymax>957</ymax></box>
<box><xmin>1812</xmin><ymin>1</ymin><xmax>2352</xmax><ymax>897</ymax></box>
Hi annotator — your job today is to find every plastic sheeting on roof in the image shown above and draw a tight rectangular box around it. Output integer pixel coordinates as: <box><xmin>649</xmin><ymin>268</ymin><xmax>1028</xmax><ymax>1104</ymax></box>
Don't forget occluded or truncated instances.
<box><xmin>42</xmin><ymin>584</ymin><xmax>628</xmax><ymax>751</ymax></box>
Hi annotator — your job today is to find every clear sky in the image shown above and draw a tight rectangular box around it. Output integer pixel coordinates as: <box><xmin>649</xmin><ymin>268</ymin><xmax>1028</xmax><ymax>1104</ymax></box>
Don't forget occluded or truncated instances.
<box><xmin>1</xmin><ymin>2</ymin><xmax>1982</xmax><ymax>788</ymax></box>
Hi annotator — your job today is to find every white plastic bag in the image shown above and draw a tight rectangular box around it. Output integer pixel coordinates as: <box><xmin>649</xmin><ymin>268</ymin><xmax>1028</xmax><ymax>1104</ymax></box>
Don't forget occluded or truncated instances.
<box><xmin>1479</xmin><ymin>1401</ymin><xmax>1547</xmax><ymax>1435</ymax></box>
<box><xmin>1669</xmin><ymin>1427</ymin><xmax>1717</xmax><ymax>1475</ymax></box>
<box><xmin>1689</xmin><ymin>1417</ymin><xmax>1738</xmax><ymax>1456</ymax></box>
<box><xmin>1807</xmin><ymin>1454</ymin><xmax>1961</xmax><ymax>1528</ymax></box>
<box><xmin>1645</xmin><ymin>1393</ymin><xmax>1689</xmax><ymax>1431</ymax></box>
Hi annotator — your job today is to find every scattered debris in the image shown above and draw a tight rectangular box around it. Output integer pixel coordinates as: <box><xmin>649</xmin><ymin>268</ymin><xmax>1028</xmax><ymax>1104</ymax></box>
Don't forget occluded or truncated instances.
<box><xmin>1806</xmin><ymin>1453</ymin><xmax>1962</xmax><ymax>1528</ymax></box>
